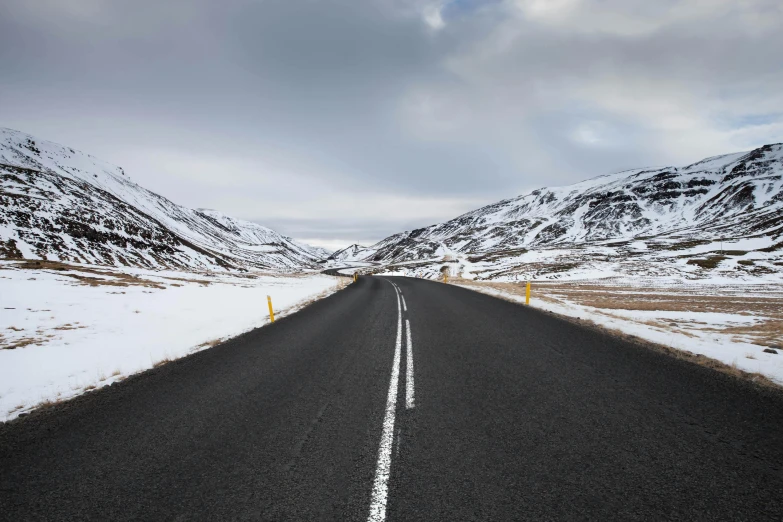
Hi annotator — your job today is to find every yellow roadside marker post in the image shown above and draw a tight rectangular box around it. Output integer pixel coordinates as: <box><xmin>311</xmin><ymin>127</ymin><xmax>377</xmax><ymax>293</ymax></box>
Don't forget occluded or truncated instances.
<box><xmin>444</xmin><ymin>273</ymin><xmax>448</xmax><ymax>283</ymax></box>
<box><xmin>267</xmin><ymin>295</ymin><xmax>275</xmax><ymax>323</ymax></box>
<box><xmin>354</xmin><ymin>273</ymin><xmax>358</xmax><ymax>283</ymax></box>
<box><xmin>525</xmin><ymin>281</ymin><xmax>531</xmax><ymax>305</ymax></box>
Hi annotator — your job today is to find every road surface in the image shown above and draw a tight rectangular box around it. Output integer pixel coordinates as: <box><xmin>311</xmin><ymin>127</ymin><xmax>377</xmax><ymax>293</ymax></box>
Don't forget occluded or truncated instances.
<box><xmin>2</xmin><ymin>276</ymin><xmax>783</xmax><ymax>520</ymax></box>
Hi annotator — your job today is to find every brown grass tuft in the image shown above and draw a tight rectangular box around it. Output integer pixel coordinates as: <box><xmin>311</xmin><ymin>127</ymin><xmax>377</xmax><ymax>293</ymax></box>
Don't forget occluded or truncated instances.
<box><xmin>53</xmin><ymin>323</ymin><xmax>87</xmax><ymax>331</ymax></box>
<box><xmin>153</xmin><ymin>358</ymin><xmax>172</xmax><ymax>368</ymax></box>
<box><xmin>36</xmin><ymin>396</ymin><xmax>66</xmax><ymax>409</ymax></box>
<box><xmin>1</xmin><ymin>337</ymin><xmax>42</xmax><ymax>350</ymax></box>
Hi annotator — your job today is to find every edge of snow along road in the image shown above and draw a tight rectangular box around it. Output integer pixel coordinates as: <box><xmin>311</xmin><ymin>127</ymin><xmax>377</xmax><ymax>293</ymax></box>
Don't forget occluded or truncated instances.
<box><xmin>1</xmin><ymin>272</ymin><xmax>350</xmax><ymax>424</ymax></box>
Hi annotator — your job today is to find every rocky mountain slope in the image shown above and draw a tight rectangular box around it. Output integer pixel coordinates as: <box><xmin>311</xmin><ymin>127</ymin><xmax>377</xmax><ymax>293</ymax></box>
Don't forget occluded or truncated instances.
<box><xmin>323</xmin><ymin>244</ymin><xmax>377</xmax><ymax>265</ymax></box>
<box><xmin>0</xmin><ymin>128</ymin><xmax>327</xmax><ymax>271</ymax></box>
<box><xmin>353</xmin><ymin>144</ymin><xmax>783</xmax><ymax>281</ymax></box>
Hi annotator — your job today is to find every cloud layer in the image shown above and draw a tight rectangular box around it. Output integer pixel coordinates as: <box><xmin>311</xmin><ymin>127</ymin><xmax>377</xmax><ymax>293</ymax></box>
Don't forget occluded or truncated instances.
<box><xmin>2</xmin><ymin>0</ymin><xmax>782</xmax><ymax>248</ymax></box>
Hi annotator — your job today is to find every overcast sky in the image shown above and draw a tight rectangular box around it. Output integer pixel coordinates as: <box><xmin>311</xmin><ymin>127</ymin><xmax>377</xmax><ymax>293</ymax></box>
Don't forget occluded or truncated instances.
<box><xmin>2</xmin><ymin>0</ymin><xmax>782</xmax><ymax>250</ymax></box>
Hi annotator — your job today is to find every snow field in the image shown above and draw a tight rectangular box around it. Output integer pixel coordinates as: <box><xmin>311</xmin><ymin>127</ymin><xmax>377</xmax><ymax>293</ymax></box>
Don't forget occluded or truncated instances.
<box><xmin>0</xmin><ymin>262</ymin><xmax>344</xmax><ymax>421</ymax></box>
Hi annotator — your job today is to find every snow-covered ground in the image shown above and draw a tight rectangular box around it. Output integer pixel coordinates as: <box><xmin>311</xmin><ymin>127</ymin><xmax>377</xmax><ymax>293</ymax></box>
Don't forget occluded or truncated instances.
<box><xmin>0</xmin><ymin>261</ymin><xmax>345</xmax><ymax>421</ymax></box>
<box><xmin>368</xmin><ymin>241</ymin><xmax>783</xmax><ymax>285</ymax></box>
<box><xmin>452</xmin><ymin>279</ymin><xmax>783</xmax><ymax>385</ymax></box>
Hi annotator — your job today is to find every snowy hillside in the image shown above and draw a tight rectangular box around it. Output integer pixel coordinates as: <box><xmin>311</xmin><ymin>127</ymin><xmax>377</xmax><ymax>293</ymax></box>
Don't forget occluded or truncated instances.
<box><xmin>0</xmin><ymin>128</ymin><xmax>326</xmax><ymax>271</ymax></box>
<box><xmin>324</xmin><ymin>244</ymin><xmax>377</xmax><ymax>264</ymax></box>
<box><xmin>357</xmin><ymin>144</ymin><xmax>783</xmax><ymax>281</ymax></box>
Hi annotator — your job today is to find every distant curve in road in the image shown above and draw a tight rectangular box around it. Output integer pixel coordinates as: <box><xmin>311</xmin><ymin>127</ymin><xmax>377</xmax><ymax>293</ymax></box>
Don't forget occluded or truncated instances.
<box><xmin>2</xmin><ymin>276</ymin><xmax>783</xmax><ymax>520</ymax></box>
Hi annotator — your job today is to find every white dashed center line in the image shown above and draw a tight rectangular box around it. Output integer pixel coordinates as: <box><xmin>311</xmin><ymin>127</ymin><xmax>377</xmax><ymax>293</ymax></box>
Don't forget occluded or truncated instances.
<box><xmin>405</xmin><ymin>319</ymin><xmax>415</xmax><ymax>409</ymax></box>
<box><xmin>367</xmin><ymin>282</ymin><xmax>403</xmax><ymax>522</ymax></box>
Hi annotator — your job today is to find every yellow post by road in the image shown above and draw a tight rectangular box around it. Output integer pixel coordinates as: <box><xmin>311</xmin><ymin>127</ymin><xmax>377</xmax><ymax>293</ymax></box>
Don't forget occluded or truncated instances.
<box><xmin>525</xmin><ymin>281</ymin><xmax>531</xmax><ymax>305</ymax></box>
<box><xmin>267</xmin><ymin>295</ymin><xmax>275</xmax><ymax>323</ymax></box>
<box><xmin>444</xmin><ymin>273</ymin><xmax>448</xmax><ymax>283</ymax></box>
<box><xmin>354</xmin><ymin>273</ymin><xmax>358</xmax><ymax>283</ymax></box>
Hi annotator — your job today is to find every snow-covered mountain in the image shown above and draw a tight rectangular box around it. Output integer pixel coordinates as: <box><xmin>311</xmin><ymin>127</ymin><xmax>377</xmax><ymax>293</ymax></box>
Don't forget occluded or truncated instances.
<box><xmin>324</xmin><ymin>244</ymin><xmax>376</xmax><ymax>264</ymax></box>
<box><xmin>353</xmin><ymin>144</ymin><xmax>783</xmax><ymax>281</ymax></box>
<box><xmin>0</xmin><ymin>128</ymin><xmax>327</xmax><ymax>271</ymax></box>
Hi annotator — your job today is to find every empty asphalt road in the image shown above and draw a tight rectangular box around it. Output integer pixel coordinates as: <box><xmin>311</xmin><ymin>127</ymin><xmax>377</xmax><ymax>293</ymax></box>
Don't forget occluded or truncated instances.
<box><xmin>2</xmin><ymin>276</ymin><xmax>783</xmax><ymax>520</ymax></box>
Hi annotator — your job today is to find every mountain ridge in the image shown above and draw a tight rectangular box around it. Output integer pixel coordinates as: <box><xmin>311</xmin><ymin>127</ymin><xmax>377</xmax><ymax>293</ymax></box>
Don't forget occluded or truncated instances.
<box><xmin>0</xmin><ymin>127</ymin><xmax>327</xmax><ymax>271</ymax></box>
<box><xmin>349</xmin><ymin>143</ymin><xmax>783</xmax><ymax>281</ymax></box>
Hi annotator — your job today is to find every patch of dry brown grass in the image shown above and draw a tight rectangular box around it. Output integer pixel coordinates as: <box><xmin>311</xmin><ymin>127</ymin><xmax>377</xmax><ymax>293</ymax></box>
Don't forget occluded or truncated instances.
<box><xmin>53</xmin><ymin>323</ymin><xmax>87</xmax><ymax>331</ymax></box>
<box><xmin>3</xmin><ymin>322</ymin><xmax>88</xmax><ymax>350</ymax></box>
<box><xmin>153</xmin><ymin>358</ymin><xmax>172</xmax><ymax>368</ymax></box>
<box><xmin>719</xmin><ymin>319</ymin><xmax>783</xmax><ymax>348</ymax></box>
<box><xmin>1</xmin><ymin>337</ymin><xmax>45</xmax><ymax>350</ymax></box>
<box><xmin>158</xmin><ymin>275</ymin><xmax>212</xmax><ymax>286</ymax></box>
<box><xmin>35</xmin><ymin>396</ymin><xmax>67</xmax><ymax>410</ymax></box>
<box><xmin>7</xmin><ymin>260</ymin><xmax>166</xmax><ymax>289</ymax></box>
<box><xmin>196</xmin><ymin>338</ymin><xmax>223</xmax><ymax>349</ymax></box>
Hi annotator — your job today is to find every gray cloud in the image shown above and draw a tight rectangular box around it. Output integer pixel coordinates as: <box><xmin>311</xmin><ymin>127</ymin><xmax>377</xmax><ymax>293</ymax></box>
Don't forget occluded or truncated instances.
<box><xmin>2</xmin><ymin>0</ymin><xmax>782</xmax><ymax>250</ymax></box>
